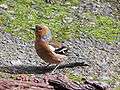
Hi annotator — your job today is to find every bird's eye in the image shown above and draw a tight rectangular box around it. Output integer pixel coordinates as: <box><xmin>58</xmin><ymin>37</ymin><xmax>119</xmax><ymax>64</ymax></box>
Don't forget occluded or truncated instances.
<box><xmin>35</xmin><ymin>25</ymin><xmax>42</xmax><ymax>31</ymax></box>
<box><xmin>38</xmin><ymin>27</ymin><xmax>42</xmax><ymax>30</ymax></box>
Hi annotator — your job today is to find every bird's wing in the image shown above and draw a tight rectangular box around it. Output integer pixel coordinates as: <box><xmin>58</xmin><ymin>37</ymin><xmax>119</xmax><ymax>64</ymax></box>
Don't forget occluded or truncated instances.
<box><xmin>49</xmin><ymin>39</ymin><xmax>62</xmax><ymax>48</ymax></box>
<box><xmin>54</xmin><ymin>46</ymin><xmax>68</xmax><ymax>55</ymax></box>
<box><xmin>48</xmin><ymin>45</ymin><xmax>55</xmax><ymax>52</ymax></box>
<box><xmin>48</xmin><ymin>44</ymin><xmax>68</xmax><ymax>55</ymax></box>
<box><xmin>47</xmin><ymin>44</ymin><xmax>68</xmax><ymax>61</ymax></box>
<box><xmin>52</xmin><ymin>51</ymin><xmax>68</xmax><ymax>61</ymax></box>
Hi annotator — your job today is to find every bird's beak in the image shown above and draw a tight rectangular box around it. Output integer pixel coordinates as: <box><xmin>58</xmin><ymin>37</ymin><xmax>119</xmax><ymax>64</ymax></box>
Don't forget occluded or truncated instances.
<box><xmin>30</xmin><ymin>27</ymin><xmax>36</xmax><ymax>31</ymax></box>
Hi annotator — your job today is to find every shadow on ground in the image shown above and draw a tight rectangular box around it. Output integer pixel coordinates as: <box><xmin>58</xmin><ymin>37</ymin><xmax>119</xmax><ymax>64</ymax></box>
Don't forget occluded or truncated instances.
<box><xmin>0</xmin><ymin>62</ymin><xmax>89</xmax><ymax>74</ymax></box>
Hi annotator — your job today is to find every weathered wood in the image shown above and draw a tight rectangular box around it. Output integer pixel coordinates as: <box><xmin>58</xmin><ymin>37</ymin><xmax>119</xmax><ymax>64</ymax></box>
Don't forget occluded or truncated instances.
<box><xmin>0</xmin><ymin>74</ymin><xmax>110</xmax><ymax>90</ymax></box>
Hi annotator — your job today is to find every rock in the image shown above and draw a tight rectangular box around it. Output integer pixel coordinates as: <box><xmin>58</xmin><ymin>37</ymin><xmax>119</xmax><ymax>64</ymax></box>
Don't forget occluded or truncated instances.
<box><xmin>63</xmin><ymin>17</ymin><xmax>73</xmax><ymax>23</ymax></box>
<box><xmin>0</xmin><ymin>4</ymin><xmax>8</xmax><ymax>10</ymax></box>
<box><xmin>11</xmin><ymin>60</ymin><xmax>22</xmax><ymax>66</ymax></box>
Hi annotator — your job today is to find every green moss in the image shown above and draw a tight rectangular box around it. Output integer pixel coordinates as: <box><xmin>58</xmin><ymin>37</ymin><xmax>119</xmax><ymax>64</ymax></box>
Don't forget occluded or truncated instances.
<box><xmin>113</xmin><ymin>87</ymin><xmax>120</xmax><ymax>90</ymax></box>
<box><xmin>72</xmin><ymin>13</ymin><xmax>120</xmax><ymax>44</ymax></box>
<box><xmin>89</xmin><ymin>16</ymin><xmax>120</xmax><ymax>44</ymax></box>
<box><xmin>66</xmin><ymin>72</ymin><xmax>84</xmax><ymax>83</ymax></box>
<box><xmin>1</xmin><ymin>0</ymin><xmax>74</xmax><ymax>42</ymax></box>
<box><xmin>1</xmin><ymin>0</ymin><xmax>120</xmax><ymax>43</ymax></box>
<box><xmin>67</xmin><ymin>0</ymin><xmax>80</xmax><ymax>5</ymax></box>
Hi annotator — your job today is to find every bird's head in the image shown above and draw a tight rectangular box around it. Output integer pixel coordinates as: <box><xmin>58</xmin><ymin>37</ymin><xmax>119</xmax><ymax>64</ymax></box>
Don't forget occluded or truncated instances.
<box><xmin>31</xmin><ymin>25</ymin><xmax>52</xmax><ymax>41</ymax></box>
<box><xmin>32</xmin><ymin>25</ymin><xmax>49</xmax><ymax>38</ymax></box>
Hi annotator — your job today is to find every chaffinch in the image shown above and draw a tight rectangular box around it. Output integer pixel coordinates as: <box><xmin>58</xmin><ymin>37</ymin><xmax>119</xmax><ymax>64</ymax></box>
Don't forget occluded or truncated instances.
<box><xmin>33</xmin><ymin>25</ymin><xmax>68</xmax><ymax>73</ymax></box>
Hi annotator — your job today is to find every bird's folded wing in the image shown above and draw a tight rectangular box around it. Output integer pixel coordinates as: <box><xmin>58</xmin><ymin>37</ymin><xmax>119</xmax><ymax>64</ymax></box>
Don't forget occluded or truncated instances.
<box><xmin>48</xmin><ymin>45</ymin><xmax>56</xmax><ymax>52</ymax></box>
<box><xmin>49</xmin><ymin>39</ymin><xmax>62</xmax><ymax>48</ymax></box>
<box><xmin>51</xmin><ymin>51</ymin><xmax>68</xmax><ymax>61</ymax></box>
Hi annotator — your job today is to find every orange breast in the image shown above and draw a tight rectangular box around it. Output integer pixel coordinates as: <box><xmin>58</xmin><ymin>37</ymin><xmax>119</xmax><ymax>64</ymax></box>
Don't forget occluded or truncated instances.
<box><xmin>35</xmin><ymin>39</ymin><xmax>61</xmax><ymax>64</ymax></box>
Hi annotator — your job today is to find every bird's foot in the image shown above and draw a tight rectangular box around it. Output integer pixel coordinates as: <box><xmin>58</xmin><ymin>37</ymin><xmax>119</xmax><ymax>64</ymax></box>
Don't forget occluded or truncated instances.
<box><xmin>51</xmin><ymin>64</ymin><xmax>60</xmax><ymax>74</ymax></box>
<box><xmin>45</xmin><ymin>63</ymin><xmax>51</xmax><ymax>68</ymax></box>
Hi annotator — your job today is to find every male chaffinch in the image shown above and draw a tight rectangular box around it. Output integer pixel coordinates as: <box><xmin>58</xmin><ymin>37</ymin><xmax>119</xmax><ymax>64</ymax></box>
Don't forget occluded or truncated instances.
<box><xmin>33</xmin><ymin>25</ymin><xmax>68</xmax><ymax>73</ymax></box>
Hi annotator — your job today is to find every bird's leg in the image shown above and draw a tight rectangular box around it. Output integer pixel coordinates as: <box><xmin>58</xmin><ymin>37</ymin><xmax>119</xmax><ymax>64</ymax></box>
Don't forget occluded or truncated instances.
<box><xmin>51</xmin><ymin>64</ymin><xmax>60</xmax><ymax>74</ymax></box>
<box><xmin>45</xmin><ymin>63</ymin><xmax>51</xmax><ymax>68</ymax></box>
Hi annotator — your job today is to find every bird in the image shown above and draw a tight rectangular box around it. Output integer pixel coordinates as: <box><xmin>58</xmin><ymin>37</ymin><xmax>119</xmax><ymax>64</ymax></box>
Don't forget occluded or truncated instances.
<box><xmin>33</xmin><ymin>25</ymin><xmax>68</xmax><ymax>73</ymax></box>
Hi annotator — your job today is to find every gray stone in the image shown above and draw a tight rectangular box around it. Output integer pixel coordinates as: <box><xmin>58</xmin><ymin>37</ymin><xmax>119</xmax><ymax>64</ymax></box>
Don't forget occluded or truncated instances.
<box><xmin>0</xmin><ymin>4</ymin><xmax>8</xmax><ymax>10</ymax></box>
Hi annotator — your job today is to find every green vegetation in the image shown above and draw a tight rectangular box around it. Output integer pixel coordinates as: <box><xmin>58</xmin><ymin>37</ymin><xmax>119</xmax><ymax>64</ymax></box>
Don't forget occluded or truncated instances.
<box><xmin>113</xmin><ymin>87</ymin><xmax>120</xmax><ymax>90</ymax></box>
<box><xmin>80</xmin><ymin>15</ymin><xmax>120</xmax><ymax>44</ymax></box>
<box><xmin>67</xmin><ymin>72</ymin><xmax>85</xmax><ymax>83</ymax></box>
<box><xmin>0</xmin><ymin>0</ymin><xmax>120</xmax><ymax>43</ymax></box>
<box><xmin>0</xmin><ymin>0</ymin><xmax>78</xmax><ymax>41</ymax></box>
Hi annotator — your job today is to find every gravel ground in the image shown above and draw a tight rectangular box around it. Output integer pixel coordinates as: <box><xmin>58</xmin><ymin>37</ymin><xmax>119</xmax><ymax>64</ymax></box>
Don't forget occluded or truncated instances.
<box><xmin>72</xmin><ymin>0</ymin><xmax>120</xmax><ymax>20</ymax></box>
<box><xmin>0</xmin><ymin>30</ymin><xmax>120</xmax><ymax>88</ymax></box>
